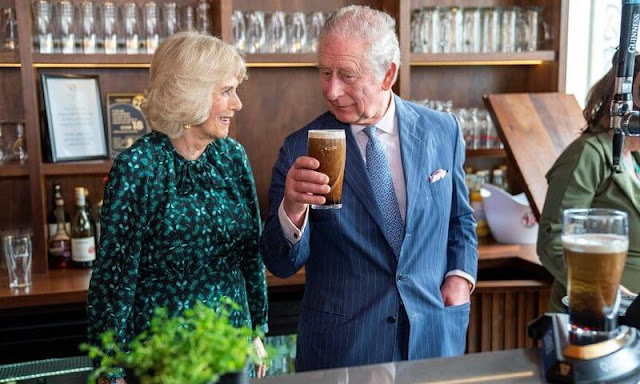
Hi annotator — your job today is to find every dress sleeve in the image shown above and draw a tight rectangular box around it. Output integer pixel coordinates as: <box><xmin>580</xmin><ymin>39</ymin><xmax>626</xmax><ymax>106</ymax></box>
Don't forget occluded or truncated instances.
<box><xmin>87</xmin><ymin>149</ymin><xmax>150</xmax><ymax>352</ymax></box>
<box><xmin>537</xmin><ymin>140</ymin><xmax>607</xmax><ymax>287</ymax></box>
<box><xmin>234</xmin><ymin>142</ymin><xmax>269</xmax><ymax>333</ymax></box>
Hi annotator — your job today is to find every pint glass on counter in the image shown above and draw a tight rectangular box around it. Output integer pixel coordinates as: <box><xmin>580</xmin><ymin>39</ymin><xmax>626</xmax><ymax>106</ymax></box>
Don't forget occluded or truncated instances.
<box><xmin>562</xmin><ymin>208</ymin><xmax>629</xmax><ymax>345</ymax></box>
<box><xmin>307</xmin><ymin>129</ymin><xmax>346</xmax><ymax>209</ymax></box>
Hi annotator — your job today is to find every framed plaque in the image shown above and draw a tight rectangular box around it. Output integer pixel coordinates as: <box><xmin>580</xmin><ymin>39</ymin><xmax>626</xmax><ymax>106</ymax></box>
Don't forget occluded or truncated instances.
<box><xmin>106</xmin><ymin>93</ymin><xmax>150</xmax><ymax>158</ymax></box>
<box><xmin>41</xmin><ymin>74</ymin><xmax>108</xmax><ymax>162</ymax></box>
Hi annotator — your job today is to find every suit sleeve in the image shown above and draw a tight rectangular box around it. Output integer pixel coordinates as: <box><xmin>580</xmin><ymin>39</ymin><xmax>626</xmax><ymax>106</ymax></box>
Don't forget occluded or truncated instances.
<box><xmin>260</xmin><ymin>136</ymin><xmax>311</xmax><ymax>278</ymax></box>
<box><xmin>446</xmin><ymin>114</ymin><xmax>478</xmax><ymax>279</ymax></box>
<box><xmin>537</xmin><ymin>141</ymin><xmax>606</xmax><ymax>287</ymax></box>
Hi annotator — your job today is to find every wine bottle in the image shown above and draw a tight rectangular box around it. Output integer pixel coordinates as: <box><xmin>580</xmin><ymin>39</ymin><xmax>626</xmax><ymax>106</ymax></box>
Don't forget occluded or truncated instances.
<box><xmin>71</xmin><ymin>187</ymin><xmax>96</xmax><ymax>268</ymax></box>
<box><xmin>48</xmin><ymin>191</ymin><xmax>72</xmax><ymax>269</ymax></box>
<box><xmin>47</xmin><ymin>183</ymin><xmax>70</xmax><ymax>238</ymax></box>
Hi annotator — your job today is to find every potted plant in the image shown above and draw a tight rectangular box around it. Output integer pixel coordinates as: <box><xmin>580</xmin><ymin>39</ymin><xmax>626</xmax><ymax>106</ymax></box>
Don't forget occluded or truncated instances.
<box><xmin>82</xmin><ymin>298</ymin><xmax>268</xmax><ymax>384</ymax></box>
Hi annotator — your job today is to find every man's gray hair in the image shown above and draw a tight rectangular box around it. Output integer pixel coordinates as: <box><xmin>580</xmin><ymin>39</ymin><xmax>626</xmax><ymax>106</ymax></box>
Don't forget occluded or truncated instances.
<box><xmin>319</xmin><ymin>5</ymin><xmax>400</xmax><ymax>85</ymax></box>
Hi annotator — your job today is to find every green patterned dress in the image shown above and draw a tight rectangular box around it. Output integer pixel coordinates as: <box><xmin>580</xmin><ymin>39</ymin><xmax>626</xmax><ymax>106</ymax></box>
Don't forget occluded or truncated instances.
<box><xmin>87</xmin><ymin>131</ymin><xmax>268</xmax><ymax>354</ymax></box>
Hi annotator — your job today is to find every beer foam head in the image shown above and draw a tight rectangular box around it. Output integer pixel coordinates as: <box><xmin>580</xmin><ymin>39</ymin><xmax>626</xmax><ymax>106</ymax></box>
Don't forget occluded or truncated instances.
<box><xmin>562</xmin><ymin>233</ymin><xmax>629</xmax><ymax>253</ymax></box>
<box><xmin>308</xmin><ymin>129</ymin><xmax>346</xmax><ymax>139</ymax></box>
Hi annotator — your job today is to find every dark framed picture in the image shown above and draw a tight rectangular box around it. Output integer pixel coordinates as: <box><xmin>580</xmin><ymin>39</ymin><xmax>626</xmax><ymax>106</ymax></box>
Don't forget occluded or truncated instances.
<box><xmin>106</xmin><ymin>93</ymin><xmax>150</xmax><ymax>159</ymax></box>
<box><xmin>41</xmin><ymin>73</ymin><xmax>108</xmax><ymax>162</ymax></box>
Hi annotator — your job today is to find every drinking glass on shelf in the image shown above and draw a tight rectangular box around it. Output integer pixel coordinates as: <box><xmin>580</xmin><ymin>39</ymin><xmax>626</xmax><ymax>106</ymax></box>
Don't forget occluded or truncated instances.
<box><xmin>123</xmin><ymin>2</ymin><xmax>140</xmax><ymax>54</ymax></box>
<box><xmin>181</xmin><ymin>5</ymin><xmax>195</xmax><ymax>32</ymax></box>
<box><xmin>162</xmin><ymin>2</ymin><xmax>178</xmax><ymax>39</ymax></box>
<box><xmin>266</xmin><ymin>11</ymin><xmax>286</xmax><ymax>53</ymax></box>
<box><xmin>102</xmin><ymin>1</ymin><xmax>118</xmax><ymax>54</ymax></box>
<box><xmin>80</xmin><ymin>1</ymin><xmax>97</xmax><ymax>54</ymax></box>
<box><xmin>462</xmin><ymin>7</ymin><xmax>481</xmax><ymax>53</ymax></box>
<box><xmin>143</xmin><ymin>1</ymin><xmax>159</xmax><ymax>54</ymax></box>
<box><xmin>410</xmin><ymin>9</ymin><xmax>422</xmax><ymax>53</ymax></box>
<box><xmin>307</xmin><ymin>11</ymin><xmax>325</xmax><ymax>53</ymax></box>
<box><xmin>287</xmin><ymin>11</ymin><xmax>307</xmax><ymax>53</ymax></box>
<box><xmin>9</xmin><ymin>121</ymin><xmax>27</xmax><ymax>164</ymax></box>
<box><xmin>34</xmin><ymin>0</ymin><xmax>54</xmax><ymax>53</ymax></box>
<box><xmin>481</xmin><ymin>7</ymin><xmax>500</xmax><ymax>53</ymax></box>
<box><xmin>526</xmin><ymin>6</ymin><xmax>541</xmax><ymax>51</ymax></box>
<box><xmin>514</xmin><ymin>6</ymin><xmax>529</xmax><ymax>52</ymax></box>
<box><xmin>231</xmin><ymin>10</ymin><xmax>246</xmax><ymax>52</ymax></box>
<box><xmin>56</xmin><ymin>0</ymin><xmax>76</xmax><ymax>54</ymax></box>
<box><xmin>438</xmin><ymin>7</ymin><xmax>463</xmax><ymax>53</ymax></box>
<box><xmin>2</xmin><ymin>8</ymin><xmax>17</xmax><ymax>51</ymax></box>
<box><xmin>246</xmin><ymin>11</ymin><xmax>265</xmax><ymax>54</ymax></box>
<box><xmin>2</xmin><ymin>235</ymin><xmax>32</xmax><ymax>289</ymax></box>
<box><xmin>0</xmin><ymin>121</ymin><xmax>6</xmax><ymax>164</ymax></box>
<box><xmin>501</xmin><ymin>7</ymin><xmax>516</xmax><ymax>52</ymax></box>
<box><xmin>196</xmin><ymin>0</ymin><xmax>210</xmax><ymax>32</ymax></box>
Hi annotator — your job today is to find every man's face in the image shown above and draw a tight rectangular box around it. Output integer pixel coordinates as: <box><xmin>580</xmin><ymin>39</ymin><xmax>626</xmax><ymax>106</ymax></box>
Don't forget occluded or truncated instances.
<box><xmin>317</xmin><ymin>36</ymin><xmax>394</xmax><ymax>125</ymax></box>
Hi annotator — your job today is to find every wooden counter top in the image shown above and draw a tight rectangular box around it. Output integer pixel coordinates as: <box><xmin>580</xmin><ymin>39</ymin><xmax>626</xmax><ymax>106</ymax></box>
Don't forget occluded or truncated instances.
<box><xmin>0</xmin><ymin>242</ymin><xmax>540</xmax><ymax>310</ymax></box>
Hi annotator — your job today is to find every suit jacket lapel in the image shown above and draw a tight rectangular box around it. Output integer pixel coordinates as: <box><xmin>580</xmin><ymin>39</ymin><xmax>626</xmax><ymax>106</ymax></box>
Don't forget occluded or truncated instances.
<box><xmin>395</xmin><ymin>95</ymin><xmax>427</xmax><ymax>229</ymax></box>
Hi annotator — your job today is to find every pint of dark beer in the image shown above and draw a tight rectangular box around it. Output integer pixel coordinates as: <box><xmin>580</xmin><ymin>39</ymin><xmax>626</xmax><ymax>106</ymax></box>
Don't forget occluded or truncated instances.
<box><xmin>562</xmin><ymin>208</ymin><xmax>629</xmax><ymax>345</ymax></box>
<box><xmin>307</xmin><ymin>130</ymin><xmax>346</xmax><ymax>209</ymax></box>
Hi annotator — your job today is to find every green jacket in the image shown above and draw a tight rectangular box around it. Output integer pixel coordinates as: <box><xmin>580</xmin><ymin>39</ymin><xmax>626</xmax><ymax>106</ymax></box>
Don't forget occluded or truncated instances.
<box><xmin>537</xmin><ymin>132</ymin><xmax>640</xmax><ymax>311</ymax></box>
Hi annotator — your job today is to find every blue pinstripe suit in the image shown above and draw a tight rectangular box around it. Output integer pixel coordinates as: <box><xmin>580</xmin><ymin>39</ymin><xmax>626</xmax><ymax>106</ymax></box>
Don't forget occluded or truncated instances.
<box><xmin>261</xmin><ymin>95</ymin><xmax>478</xmax><ymax>372</ymax></box>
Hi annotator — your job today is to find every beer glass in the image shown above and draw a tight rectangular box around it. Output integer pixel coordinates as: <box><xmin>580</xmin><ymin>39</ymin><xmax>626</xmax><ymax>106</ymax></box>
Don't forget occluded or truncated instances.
<box><xmin>3</xmin><ymin>235</ymin><xmax>32</xmax><ymax>289</ymax></box>
<box><xmin>562</xmin><ymin>208</ymin><xmax>629</xmax><ymax>345</ymax></box>
<box><xmin>102</xmin><ymin>1</ymin><xmax>118</xmax><ymax>54</ymax></box>
<box><xmin>80</xmin><ymin>1</ymin><xmax>97</xmax><ymax>54</ymax></box>
<box><xmin>307</xmin><ymin>130</ymin><xmax>346</xmax><ymax>210</ymax></box>
<box><xmin>34</xmin><ymin>0</ymin><xmax>54</xmax><ymax>53</ymax></box>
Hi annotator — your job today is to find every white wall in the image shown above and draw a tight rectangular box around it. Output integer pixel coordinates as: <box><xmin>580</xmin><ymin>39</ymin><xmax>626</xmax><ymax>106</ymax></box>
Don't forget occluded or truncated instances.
<box><xmin>565</xmin><ymin>0</ymin><xmax>620</xmax><ymax>108</ymax></box>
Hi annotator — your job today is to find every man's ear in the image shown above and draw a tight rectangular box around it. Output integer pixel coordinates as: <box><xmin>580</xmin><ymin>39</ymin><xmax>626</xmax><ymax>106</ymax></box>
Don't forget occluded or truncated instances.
<box><xmin>382</xmin><ymin>62</ymin><xmax>397</xmax><ymax>91</ymax></box>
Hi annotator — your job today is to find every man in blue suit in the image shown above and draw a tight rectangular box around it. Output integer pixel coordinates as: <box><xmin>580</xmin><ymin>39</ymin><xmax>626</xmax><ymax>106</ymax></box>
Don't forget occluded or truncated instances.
<box><xmin>260</xmin><ymin>5</ymin><xmax>478</xmax><ymax>372</ymax></box>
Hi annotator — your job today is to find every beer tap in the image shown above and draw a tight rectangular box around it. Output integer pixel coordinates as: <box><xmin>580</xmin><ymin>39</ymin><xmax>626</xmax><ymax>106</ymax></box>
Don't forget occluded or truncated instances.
<box><xmin>611</xmin><ymin>0</ymin><xmax>640</xmax><ymax>170</ymax></box>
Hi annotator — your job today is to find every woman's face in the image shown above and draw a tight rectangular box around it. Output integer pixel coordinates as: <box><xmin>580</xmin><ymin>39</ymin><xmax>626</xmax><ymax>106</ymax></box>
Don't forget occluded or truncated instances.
<box><xmin>196</xmin><ymin>77</ymin><xmax>243</xmax><ymax>140</ymax></box>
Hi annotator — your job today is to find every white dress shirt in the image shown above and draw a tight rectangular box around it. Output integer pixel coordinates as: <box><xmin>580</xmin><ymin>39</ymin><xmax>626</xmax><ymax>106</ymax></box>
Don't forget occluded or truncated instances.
<box><xmin>277</xmin><ymin>95</ymin><xmax>475</xmax><ymax>289</ymax></box>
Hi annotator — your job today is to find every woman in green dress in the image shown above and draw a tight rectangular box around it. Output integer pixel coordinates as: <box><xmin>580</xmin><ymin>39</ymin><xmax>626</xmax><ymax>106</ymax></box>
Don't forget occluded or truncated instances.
<box><xmin>537</xmin><ymin>52</ymin><xmax>640</xmax><ymax>312</ymax></box>
<box><xmin>87</xmin><ymin>31</ymin><xmax>268</xmax><ymax>383</ymax></box>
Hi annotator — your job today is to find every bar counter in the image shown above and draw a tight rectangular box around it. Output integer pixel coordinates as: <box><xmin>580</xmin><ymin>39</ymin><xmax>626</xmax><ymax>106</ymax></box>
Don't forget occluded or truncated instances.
<box><xmin>0</xmin><ymin>349</ymin><xmax>543</xmax><ymax>383</ymax></box>
<box><xmin>0</xmin><ymin>242</ymin><xmax>543</xmax><ymax>309</ymax></box>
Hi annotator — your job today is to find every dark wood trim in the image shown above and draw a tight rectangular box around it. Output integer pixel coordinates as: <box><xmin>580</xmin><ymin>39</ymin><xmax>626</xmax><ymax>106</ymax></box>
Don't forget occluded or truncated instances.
<box><xmin>466</xmin><ymin>148</ymin><xmax>506</xmax><ymax>158</ymax></box>
<box><xmin>33</xmin><ymin>54</ymin><xmax>153</xmax><ymax>67</ymax></box>
<box><xmin>244</xmin><ymin>53</ymin><xmax>318</xmax><ymax>65</ymax></box>
<box><xmin>0</xmin><ymin>51</ymin><xmax>19</xmax><ymax>65</ymax></box>
<box><xmin>15</xmin><ymin>0</ymin><xmax>47</xmax><ymax>273</ymax></box>
<box><xmin>0</xmin><ymin>164</ymin><xmax>28</xmax><ymax>177</ymax></box>
<box><xmin>41</xmin><ymin>161</ymin><xmax>113</xmax><ymax>176</ymax></box>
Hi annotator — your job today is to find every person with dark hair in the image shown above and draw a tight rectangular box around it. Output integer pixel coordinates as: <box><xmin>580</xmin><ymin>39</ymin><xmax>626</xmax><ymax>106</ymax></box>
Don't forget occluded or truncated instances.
<box><xmin>538</xmin><ymin>52</ymin><xmax>640</xmax><ymax>312</ymax></box>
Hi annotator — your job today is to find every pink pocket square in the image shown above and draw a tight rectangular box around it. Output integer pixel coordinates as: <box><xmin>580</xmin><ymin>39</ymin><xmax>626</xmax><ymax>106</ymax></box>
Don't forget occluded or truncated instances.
<box><xmin>429</xmin><ymin>169</ymin><xmax>448</xmax><ymax>183</ymax></box>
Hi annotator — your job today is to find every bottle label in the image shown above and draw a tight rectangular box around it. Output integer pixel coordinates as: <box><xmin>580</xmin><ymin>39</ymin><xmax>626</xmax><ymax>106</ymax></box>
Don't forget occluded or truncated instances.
<box><xmin>48</xmin><ymin>222</ymin><xmax>71</xmax><ymax>238</ymax></box>
<box><xmin>71</xmin><ymin>237</ymin><xmax>96</xmax><ymax>262</ymax></box>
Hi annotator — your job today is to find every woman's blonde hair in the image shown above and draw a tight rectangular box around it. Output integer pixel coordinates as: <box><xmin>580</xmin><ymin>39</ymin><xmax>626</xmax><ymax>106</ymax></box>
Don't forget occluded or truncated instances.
<box><xmin>143</xmin><ymin>31</ymin><xmax>247</xmax><ymax>139</ymax></box>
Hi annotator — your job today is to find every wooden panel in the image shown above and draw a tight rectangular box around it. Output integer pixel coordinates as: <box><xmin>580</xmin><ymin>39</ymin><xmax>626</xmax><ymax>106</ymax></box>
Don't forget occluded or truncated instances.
<box><xmin>42</xmin><ymin>161</ymin><xmax>112</xmax><ymax>176</ymax></box>
<box><xmin>483</xmin><ymin>93</ymin><xmax>584</xmax><ymax>218</ymax></box>
<box><xmin>410</xmin><ymin>66</ymin><xmax>553</xmax><ymax>107</ymax></box>
<box><xmin>0</xmin><ymin>165</ymin><xmax>28</xmax><ymax>177</ymax></box>
<box><xmin>468</xmin><ymin>283</ymin><xmax>550</xmax><ymax>353</ymax></box>
<box><xmin>0</xmin><ymin>178</ymin><xmax>31</xmax><ymax>236</ymax></box>
<box><xmin>0</xmin><ymin>69</ymin><xmax>23</xmax><ymax>121</ymax></box>
<box><xmin>235</xmin><ymin>67</ymin><xmax>326</xmax><ymax>217</ymax></box>
<box><xmin>410</xmin><ymin>51</ymin><xmax>555</xmax><ymax>65</ymax></box>
<box><xmin>411</xmin><ymin>0</ymin><xmax>552</xmax><ymax>6</ymax></box>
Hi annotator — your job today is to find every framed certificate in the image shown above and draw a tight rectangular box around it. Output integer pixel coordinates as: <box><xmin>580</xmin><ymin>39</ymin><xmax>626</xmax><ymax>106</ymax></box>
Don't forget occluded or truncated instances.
<box><xmin>106</xmin><ymin>93</ymin><xmax>150</xmax><ymax>158</ymax></box>
<box><xmin>41</xmin><ymin>74</ymin><xmax>108</xmax><ymax>162</ymax></box>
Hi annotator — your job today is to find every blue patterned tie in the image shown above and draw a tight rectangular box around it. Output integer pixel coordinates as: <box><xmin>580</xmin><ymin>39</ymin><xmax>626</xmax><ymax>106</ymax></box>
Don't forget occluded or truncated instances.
<box><xmin>363</xmin><ymin>125</ymin><xmax>404</xmax><ymax>257</ymax></box>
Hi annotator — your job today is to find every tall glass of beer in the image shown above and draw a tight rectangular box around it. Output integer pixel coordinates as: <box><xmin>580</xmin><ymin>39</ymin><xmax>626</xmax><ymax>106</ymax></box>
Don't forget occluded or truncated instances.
<box><xmin>562</xmin><ymin>208</ymin><xmax>629</xmax><ymax>345</ymax></box>
<box><xmin>307</xmin><ymin>129</ymin><xmax>346</xmax><ymax>209</ymax></box>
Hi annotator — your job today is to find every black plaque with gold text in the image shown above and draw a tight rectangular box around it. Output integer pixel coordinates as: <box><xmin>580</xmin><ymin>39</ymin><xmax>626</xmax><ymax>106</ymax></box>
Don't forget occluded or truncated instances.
<box><xmin>106</xmin><ymin>93</ymin><xmax>150</xmax><ymax>158</ymax></box>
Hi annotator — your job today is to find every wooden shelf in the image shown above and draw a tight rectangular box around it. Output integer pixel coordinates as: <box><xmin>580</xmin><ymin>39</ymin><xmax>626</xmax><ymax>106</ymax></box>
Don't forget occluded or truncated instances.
<box><xmin>466</xmin><ymin>148</ymin><xmax>506</xmax><ymax>158</ymax></box>
<box><xmin>42</xmin><ymin>160</ymin><xmax>112</xmax><ymax>176</ymax></box>
<box><xmin>244</xmin><ymin>53</ymin><xmax>317</xmax><ymax>67</ymax></box>
<box><xmin>410</xmin><ymin>51</ymin><xmax>556</xmax><ymax>66</ymax></box>
<box><xmin>0</xmin><ymin>163</ymin><xmax>28</xmax><ymax>177</ymax></box>
<box><xmin>33</xmin><ymin>53</ymin><xmax>153</xmax><ymax>68</ymax></box>
<box><xmin>0</xmin><ymin>51</ymin><xmax>20</xmax><ymax>67</ymax></box>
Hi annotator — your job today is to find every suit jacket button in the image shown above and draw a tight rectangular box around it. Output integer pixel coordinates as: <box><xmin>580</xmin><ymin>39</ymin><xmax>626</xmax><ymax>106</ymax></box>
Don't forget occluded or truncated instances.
<box><xmin>386</xmin><ymin>316</ymin><xmax>396</xmax><ymax>324</ymax></box>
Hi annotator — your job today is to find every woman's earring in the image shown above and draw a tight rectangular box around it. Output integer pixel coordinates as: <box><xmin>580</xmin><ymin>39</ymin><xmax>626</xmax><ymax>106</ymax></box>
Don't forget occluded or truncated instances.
<box><xmin>183</xmin><ymin>124</ymin><xmax>192</xmax><ymax>130</ymax></box>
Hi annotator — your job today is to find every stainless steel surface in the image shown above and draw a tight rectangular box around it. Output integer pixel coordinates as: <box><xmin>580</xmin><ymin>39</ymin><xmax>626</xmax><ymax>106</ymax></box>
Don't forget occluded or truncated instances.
<box><xmin>254</xmin><ymin>349</ymin><xmax>542</xmax><ymax>384</ymax></box>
